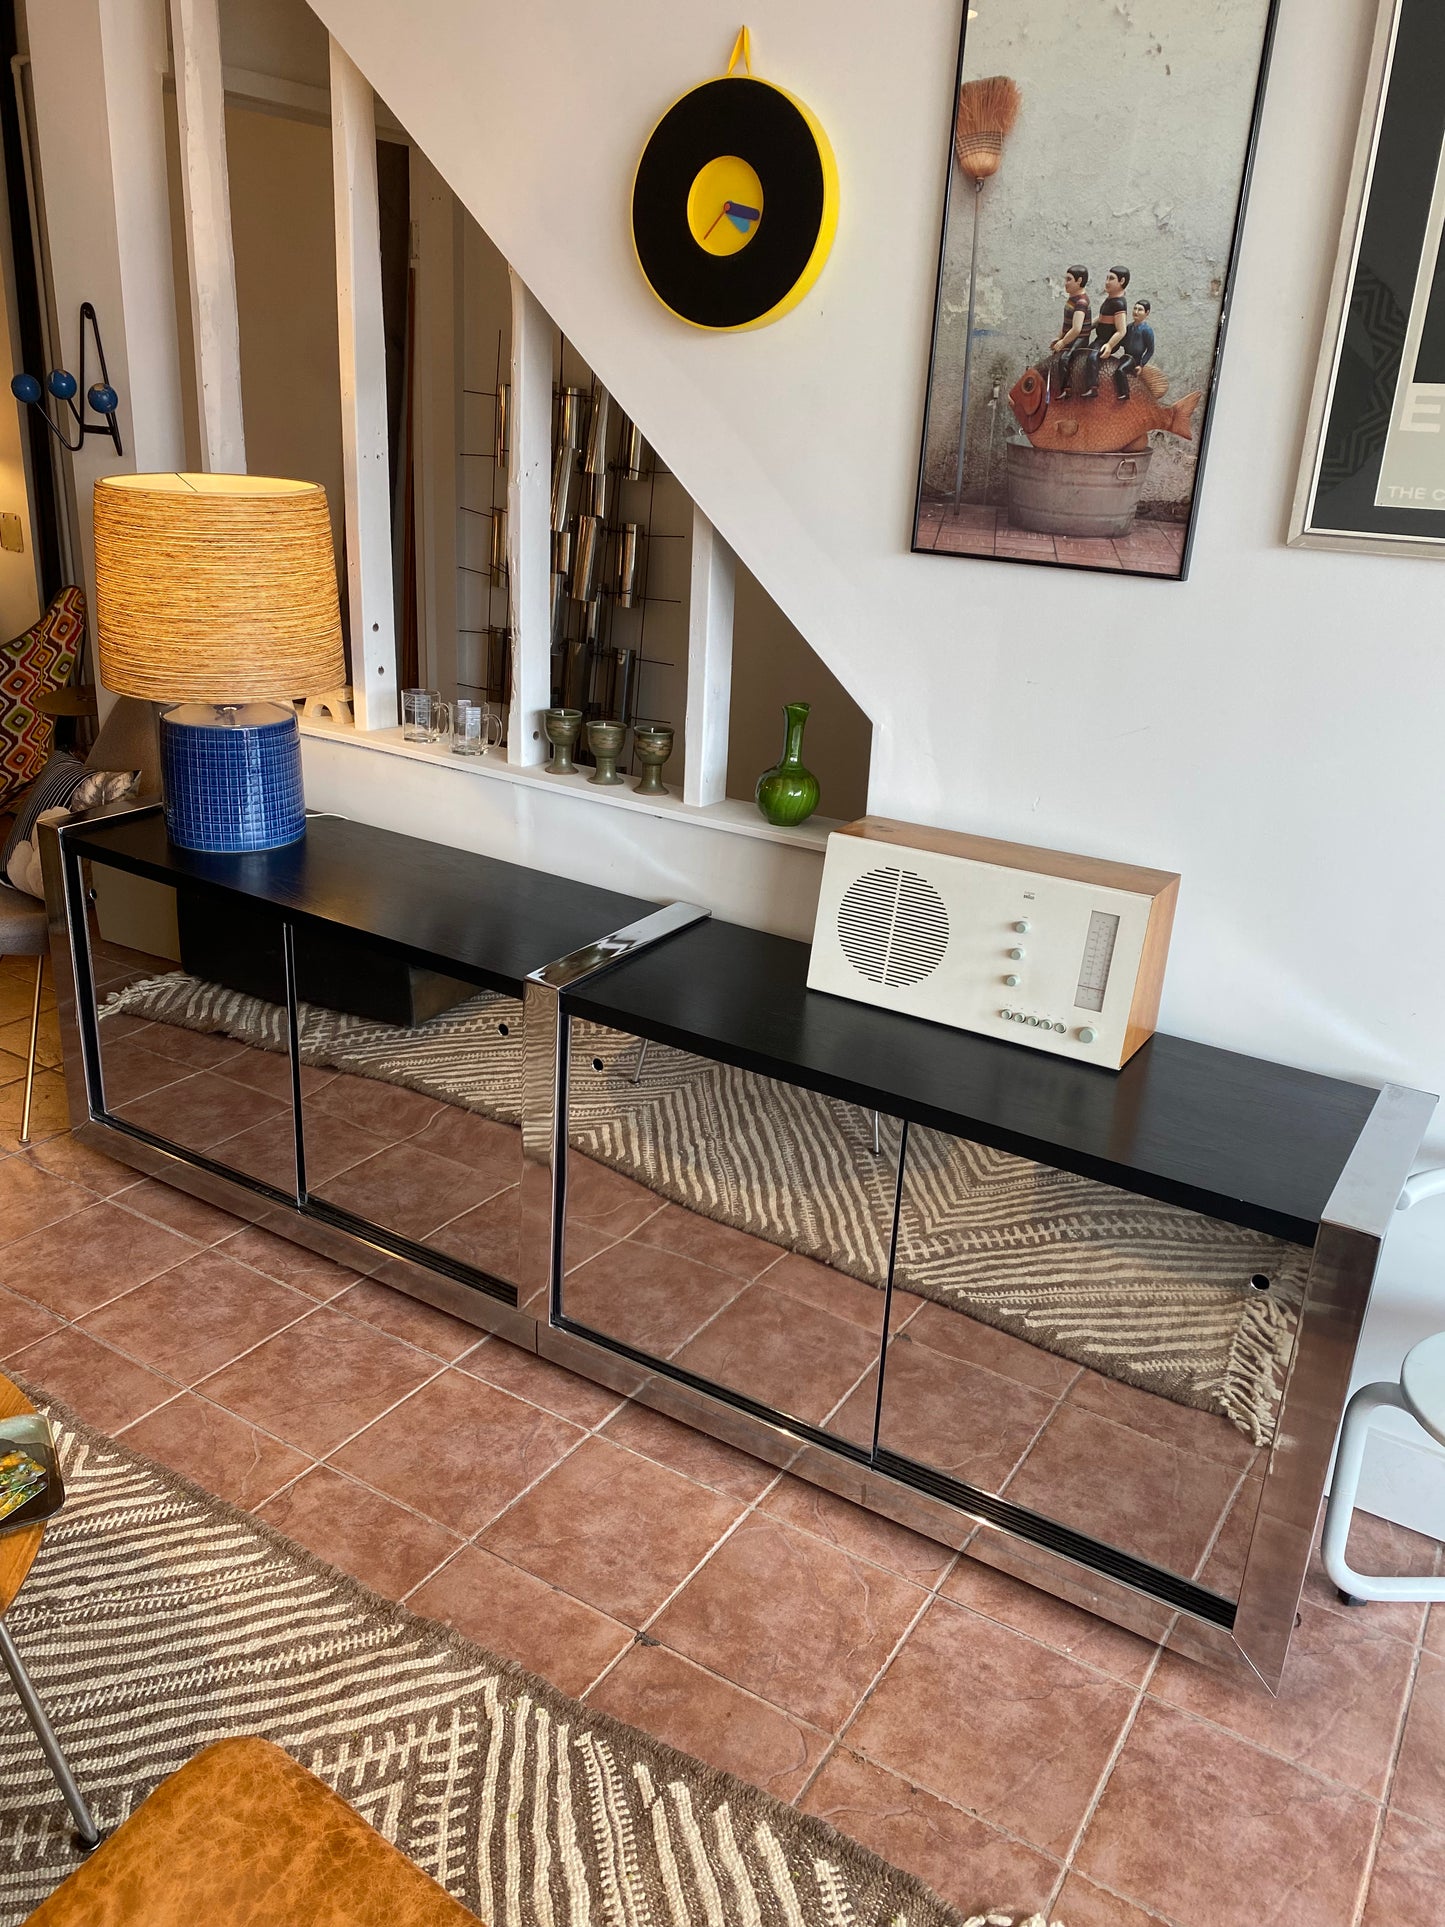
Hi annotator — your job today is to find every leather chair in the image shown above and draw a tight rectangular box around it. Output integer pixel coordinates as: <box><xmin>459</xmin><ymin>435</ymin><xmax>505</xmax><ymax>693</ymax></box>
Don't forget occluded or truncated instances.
<box><xmin>22</xmin><ymin>1736</ymin><xmax>481</xmax><ymax>1926</ymax></box>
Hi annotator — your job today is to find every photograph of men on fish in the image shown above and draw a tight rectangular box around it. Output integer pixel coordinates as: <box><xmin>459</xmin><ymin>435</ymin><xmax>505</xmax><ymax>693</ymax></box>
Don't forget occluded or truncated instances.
<box><xmin>913</xmin><ymin>0</ymin><xmax>1276</xmax><ymax>580</ymax></box>
<box><xmin>1031</xmin><ymin>267</ymin><xmax>1199</xmax><ymax>453</ymax></box>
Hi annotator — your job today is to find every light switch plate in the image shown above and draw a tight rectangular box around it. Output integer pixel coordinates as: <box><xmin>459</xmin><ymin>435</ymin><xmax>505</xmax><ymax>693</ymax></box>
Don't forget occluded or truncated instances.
<box><xmin>0</xmin><ymin>514</ymin><xmax>24</xmax><ymax>554</ymax></box>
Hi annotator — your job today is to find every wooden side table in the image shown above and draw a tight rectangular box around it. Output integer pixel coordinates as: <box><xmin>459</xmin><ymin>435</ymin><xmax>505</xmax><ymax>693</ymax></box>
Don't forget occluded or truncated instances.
<box><xmin>33</xmin><ymin>687</ymin><xmax>97</xmax><ymax>756</ymax></box>
<box><xmin>0</xmin><ymin>1377</ymin><xmax>99</xmax><ymax>1847</ymax></box>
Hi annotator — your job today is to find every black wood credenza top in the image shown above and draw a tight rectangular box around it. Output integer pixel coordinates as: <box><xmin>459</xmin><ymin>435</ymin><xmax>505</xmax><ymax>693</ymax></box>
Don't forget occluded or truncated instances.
<box><xmin>568</xmin><ymin>918</ymin><xmax>1383</xmax><ymax>1248</ymax></box>
<box><xmin>71</xmin><ymin>808</ymin><xmax>1385</xmax><ymax>1246</ymax></box>
<box><xmin>70</xmin><ymin>808</ymin><xmax>654</xmax><ymax>998</ymax></box>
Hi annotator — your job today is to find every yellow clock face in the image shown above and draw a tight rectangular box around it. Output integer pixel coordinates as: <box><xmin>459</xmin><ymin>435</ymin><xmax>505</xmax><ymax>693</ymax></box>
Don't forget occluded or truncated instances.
<box><xmin>686</xmin><ymin>156</ymin><xmax>764</xmax><ymax>258</ymax></box>
<box><xmin>632</xmin><ymin>74</ymin><xmax>838</xmax><ymax>331</ymax></box>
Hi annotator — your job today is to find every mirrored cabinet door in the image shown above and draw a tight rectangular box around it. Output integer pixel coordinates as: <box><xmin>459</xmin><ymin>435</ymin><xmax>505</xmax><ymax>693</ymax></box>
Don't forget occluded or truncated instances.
<box><xmin>875</xmin><ymin>1125</ymin><xmax>1303</xmax><ymax>1599</ymax></box>
<box><xmin>288</xmin><ymin>927</ymin><xmax>526</xmax><ymax>1294</ymax></box>
<box><xmin>555</xmin><ymin>1017</ymin><xmax>902</xmax><ymax>1447</ymax></box>
<box><xmin>85</xmin><ymin>859</ymin><xmax>298</xmax><ymax>1195</ymax></box>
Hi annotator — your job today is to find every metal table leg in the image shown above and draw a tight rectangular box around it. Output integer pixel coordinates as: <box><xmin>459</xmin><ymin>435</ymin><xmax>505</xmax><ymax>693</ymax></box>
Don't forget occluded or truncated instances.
<box><xmin>0</xmin><ymin>1619</ymin><xmax>101</xmax><ymax>1848</ymax></box>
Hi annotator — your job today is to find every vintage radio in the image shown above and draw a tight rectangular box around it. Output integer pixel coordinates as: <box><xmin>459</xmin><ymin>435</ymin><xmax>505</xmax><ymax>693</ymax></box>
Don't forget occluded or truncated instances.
<box><xmin>807</xmin><ymin>817</ymin><xmax>1179</xmax><ymax>1069</ymax></box>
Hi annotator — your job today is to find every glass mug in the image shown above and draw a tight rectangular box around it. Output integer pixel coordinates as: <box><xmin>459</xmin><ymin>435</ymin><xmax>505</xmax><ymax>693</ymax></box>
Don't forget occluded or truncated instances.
<box><xmin>451</xmin><ymin>699</ymin><xmax>504</xmax><ymax>757</ymax></box>
<box><xmin>402</xmin><ymin>688</ymin><xmax>450</xmax><ymax>743</ymax></box>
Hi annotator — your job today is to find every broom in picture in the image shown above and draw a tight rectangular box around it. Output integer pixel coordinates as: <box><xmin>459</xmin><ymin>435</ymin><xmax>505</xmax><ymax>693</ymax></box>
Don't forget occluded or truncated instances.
<box><xmin>951</xmin><ymin>74</ymin><xmax>1021</xmax><ymax>502</ymax></box>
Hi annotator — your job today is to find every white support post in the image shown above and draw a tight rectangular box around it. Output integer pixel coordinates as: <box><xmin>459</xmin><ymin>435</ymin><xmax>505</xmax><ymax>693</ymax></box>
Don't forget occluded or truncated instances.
<box><xmin>25</xmin><ymin>0</ymin><xmax>187</xmax><ymax>683</ymax></box>
<box><xmin>410</xmin><ymin>153</ymin><xmax>460</xmax><ymax>696</ymax></box>
<box><xmin>168</xmin><ymin>0</ymin><xmax>245</xmax><ymax>472</ymax></box>
<box><xmin>329</xmin><ymin>37</ymin><xmax>396</xmax><ymax>730</ymax></box>
<box><xmin>683</xmin><ymin>506</ymin><xmax>735</xmax><ymax>807</ymax></box>
<box><xmin>506</xmin><ymin>270</ymin><xmax>550</xmax><ymax>766</ymax></box>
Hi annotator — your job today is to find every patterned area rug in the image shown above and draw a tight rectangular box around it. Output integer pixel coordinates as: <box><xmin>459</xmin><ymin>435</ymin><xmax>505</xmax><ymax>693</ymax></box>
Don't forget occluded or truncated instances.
<box><xmin>104</xmin><ymin>974</ymin><xmax>1307</xmax><ymax>1443</ymax></box>
<box><xmin>0</xmin><ymin>1394</ymin><xmax>1052</xmax><ymax>1927</ymax></box>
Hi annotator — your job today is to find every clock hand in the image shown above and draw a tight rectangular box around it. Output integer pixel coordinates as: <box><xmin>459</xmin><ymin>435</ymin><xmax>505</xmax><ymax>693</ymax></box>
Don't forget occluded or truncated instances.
<box><xmin>701</xmin><ymin>199</ymin><xmax>761</xmax><ymax>243</ymax></box>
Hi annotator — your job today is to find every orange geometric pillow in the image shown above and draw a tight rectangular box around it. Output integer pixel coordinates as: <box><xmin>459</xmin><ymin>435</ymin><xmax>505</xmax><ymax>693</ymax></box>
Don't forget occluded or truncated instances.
<box><xmin>0</xmin><ymin>585</ymin><xmax>87</xmax><ymax>809</ymax></box>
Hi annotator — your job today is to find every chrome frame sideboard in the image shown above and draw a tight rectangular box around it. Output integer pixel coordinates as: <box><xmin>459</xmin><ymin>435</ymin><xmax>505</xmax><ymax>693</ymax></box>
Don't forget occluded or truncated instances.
<box><xmin>40</xmin><ymin>804</ymin><xmax>1436</xmax><ymax>1691</ymax></box>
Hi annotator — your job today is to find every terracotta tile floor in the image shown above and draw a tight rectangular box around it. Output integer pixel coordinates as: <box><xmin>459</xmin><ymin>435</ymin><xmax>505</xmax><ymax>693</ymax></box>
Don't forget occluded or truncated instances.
<box><xmin>2</xmin><ymin>952</ymin><xmax>1443</xmax><ymax>1923</ymax></box>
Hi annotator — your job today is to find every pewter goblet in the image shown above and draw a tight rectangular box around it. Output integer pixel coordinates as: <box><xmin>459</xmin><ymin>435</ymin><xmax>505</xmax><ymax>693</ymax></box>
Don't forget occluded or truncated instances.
<box><xmin>586</xmin><ymin>719</ymin><xmax>626</xmax><ymax>786</ymax></box>
<box><xmin>632</xmin><ymin>723</ymin><xmax>674</xmax><ymax>796</ymax></box>
<box><xmin>543</xmin><ymin>707</ymin><xmax>583</xmax><ymax>775</ymax></box>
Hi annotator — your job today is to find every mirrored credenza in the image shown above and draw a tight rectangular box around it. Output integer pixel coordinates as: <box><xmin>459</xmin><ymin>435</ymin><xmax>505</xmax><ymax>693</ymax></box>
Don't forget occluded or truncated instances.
<box><xmin>43</xmin><ymin>804</ymin><xmax>1434</xmax><ymax>1690</ymax></box>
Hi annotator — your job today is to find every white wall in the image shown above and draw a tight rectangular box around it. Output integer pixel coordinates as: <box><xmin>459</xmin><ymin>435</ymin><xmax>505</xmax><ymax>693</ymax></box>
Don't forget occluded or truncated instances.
<box><xmin>0</xmin><ymin>194</ymin><xmax>40</xmax><ymax>637</ymax></box>
<box><xmin>26</xmin><ymin>0</ymin><xmax>186</xmax><ymax>664</ymax></box>
<box><xmin>305</xmin><ymin>0</ymin><xmax>1445</xmax><ymax>1531</ymax></box>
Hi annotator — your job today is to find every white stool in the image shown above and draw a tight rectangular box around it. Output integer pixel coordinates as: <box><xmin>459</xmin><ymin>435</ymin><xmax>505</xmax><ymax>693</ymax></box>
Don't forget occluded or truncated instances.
<box><xmin>1323</xmin><ymin>1331</ymin><xmax>1445</xmax><ymax>1604</ymax></box>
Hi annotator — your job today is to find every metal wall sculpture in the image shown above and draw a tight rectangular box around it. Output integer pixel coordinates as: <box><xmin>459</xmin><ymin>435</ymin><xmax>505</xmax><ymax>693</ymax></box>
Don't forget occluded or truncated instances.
<box><xmin>549</xmin><ymin>350</ymin><xmax>676</xmax><ymax>770</ymax></box>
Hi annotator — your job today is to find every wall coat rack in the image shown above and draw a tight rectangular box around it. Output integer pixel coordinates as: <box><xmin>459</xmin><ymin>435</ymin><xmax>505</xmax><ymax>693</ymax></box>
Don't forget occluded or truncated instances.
<box><xmin>11</xmin><ymin>302</ymin><xmax>122</xmax><ymax>455</ymax></box>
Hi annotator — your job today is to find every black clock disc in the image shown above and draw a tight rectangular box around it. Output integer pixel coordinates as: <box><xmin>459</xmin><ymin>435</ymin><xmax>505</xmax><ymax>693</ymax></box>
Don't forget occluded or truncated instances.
<box><xmin>632</xmin><ymin>77</ymin><xmax>827</xmax><ymax>330</ymax></box>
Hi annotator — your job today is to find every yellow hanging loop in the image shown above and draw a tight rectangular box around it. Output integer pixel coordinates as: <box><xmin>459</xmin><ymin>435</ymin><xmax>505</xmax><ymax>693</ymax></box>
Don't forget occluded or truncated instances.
<box><xmin>725</xmin><ymin>26</ymin><xmax>752</xmax><ymax>76</ymax></box>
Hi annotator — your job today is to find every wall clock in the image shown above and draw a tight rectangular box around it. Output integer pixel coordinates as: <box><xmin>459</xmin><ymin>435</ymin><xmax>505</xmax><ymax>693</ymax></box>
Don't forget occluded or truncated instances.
<box><xmin>631</xmin><ymin>29</ymin><xmax>839</xmax><ymax>332</ymax></box>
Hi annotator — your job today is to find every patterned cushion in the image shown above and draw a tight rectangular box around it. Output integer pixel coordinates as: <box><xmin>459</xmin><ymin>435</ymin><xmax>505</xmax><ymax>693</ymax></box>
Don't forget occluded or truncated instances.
<box><xmin>2</xmin><ymin>754</ymin><xmax>137</xmax><ymax>897</ymax></box>
<box><xmin>1</xmin><ymin>752</ymin><xmax>86</xmax><ymax>891</ymax></box>
<box><xmin>0</xmin><ymin>586</ymin><xmax>87</xmax><ymax>810</ymax></box>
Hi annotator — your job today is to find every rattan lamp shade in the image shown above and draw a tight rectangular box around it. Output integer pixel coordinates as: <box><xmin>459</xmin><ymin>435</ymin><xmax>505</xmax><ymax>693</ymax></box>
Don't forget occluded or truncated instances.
<box><xmin>93</xmin><ymin>473</ymin><xmax>345</xmax><ymax>703</ymax></box>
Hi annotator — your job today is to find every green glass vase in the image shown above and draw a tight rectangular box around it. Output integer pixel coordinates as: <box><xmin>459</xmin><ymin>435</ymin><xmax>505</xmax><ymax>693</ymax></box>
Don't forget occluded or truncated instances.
<box><xmin>755</xmin><ymin>701</ymin><xmax>820</xmax><ymax>826</ymax></box>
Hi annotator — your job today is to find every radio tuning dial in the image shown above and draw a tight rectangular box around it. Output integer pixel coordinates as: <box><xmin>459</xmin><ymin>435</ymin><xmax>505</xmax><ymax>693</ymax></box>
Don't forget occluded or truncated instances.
<box><xmin>1013</xmin><ymin>920</ymin><xmax>1030</xmax><ymax>933</ymax></box>
<box><xmin>1008</xmin><ymin>947</ymin><xmax>1025</xmax><ymax>960</ymax></box>
<box><xmin>1079</xmin><ymin>1027</ymin><xmax>1098</xmax><ymax>1045</ymax></box>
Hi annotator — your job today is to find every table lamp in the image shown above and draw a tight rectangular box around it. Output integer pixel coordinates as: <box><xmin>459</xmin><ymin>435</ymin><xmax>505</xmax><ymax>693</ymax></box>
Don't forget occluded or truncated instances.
<box><xmin>92</xmin><ymin>473</ymin><xmax>345</xmax><ymax>853</ymax></box>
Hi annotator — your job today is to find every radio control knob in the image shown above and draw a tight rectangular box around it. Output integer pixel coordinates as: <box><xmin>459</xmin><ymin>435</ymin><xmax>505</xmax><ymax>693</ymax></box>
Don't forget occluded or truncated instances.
<box><xmin>1004</xmin><ymin>974</ymin><xmax>1019</xmax><ymax>987</ymax></box>
<box><xmin>1008</xmin><ymin>947</ymin><xmax>1025</xmax><ymax>961</ymax></box>
<box><xmin>999</xmin><ymin>1008</ymin><xmax>1011</xmax><ymax>1019</ymax></box>
<box><xmin>1053</xmin><ymin>1022</ymin><xmax>1065</xmax><ymax>1034</ymax></box>
<box><xmin>1079</xmin><ymin>1026</ymin><xmax>1097</xmax><ymax>1044</ymax></box>
<box><xmin>1013</xmin><ymin>920</ymin><xmax>1030</xmax><ymax>933</ymax></box>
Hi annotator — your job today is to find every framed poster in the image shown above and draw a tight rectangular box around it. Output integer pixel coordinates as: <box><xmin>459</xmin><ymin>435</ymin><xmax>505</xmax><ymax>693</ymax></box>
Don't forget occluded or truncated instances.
<box><xmin>1291</xmin><ymin>0</ymin><xmax>1445</xmax><ymax>557</ymax></box>
<box><xmin>912</xmin><ymin>0</ymin><xmax>1278</xmax><ymax>580</ymax></box>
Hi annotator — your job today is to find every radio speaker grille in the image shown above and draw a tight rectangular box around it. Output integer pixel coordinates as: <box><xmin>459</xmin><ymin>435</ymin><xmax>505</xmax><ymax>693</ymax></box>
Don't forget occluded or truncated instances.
<box><xmin>836</xmin><ymin>866</ymin><xmax>949</xmax><ymax>987</ymax></box>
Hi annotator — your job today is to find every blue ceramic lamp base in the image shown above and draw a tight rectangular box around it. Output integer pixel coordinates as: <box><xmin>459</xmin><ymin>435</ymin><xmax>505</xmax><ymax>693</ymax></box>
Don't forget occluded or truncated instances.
<box><xmin>159</xmin><ymin>702</ymin><xmax>306</xmax><ymax>853</ymax></box>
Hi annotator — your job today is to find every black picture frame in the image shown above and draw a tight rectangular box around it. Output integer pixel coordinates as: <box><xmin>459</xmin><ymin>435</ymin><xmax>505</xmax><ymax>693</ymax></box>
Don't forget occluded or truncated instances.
<box><xmin>912</xmin><ymin>0</ymin><xmax>1280</xmax><ymax>582</ymax></box>
<box><xmin>1291</xmin><ymin>0</ymin><xmax>1445</xmax><ymax>557</ymax></box>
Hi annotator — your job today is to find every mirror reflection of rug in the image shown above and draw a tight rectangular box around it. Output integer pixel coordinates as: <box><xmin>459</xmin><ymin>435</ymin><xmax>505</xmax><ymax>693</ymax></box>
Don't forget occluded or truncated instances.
<box><xmin>0</xmin><ymin>1390</ymin><xmax>1044</xmax><ymax>1927</ymax></box>
<box><xmin>104</xmin><ymin>975</ymin><xmax>1306</xmax><ymax>1444</ymax></box>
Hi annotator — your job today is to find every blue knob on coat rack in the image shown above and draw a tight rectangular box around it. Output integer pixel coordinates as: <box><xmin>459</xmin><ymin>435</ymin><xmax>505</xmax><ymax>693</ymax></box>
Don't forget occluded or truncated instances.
<box><xmin>10</xmin><ymin>301</ymin><xmax>123</xmax><ymax>457</ymax></box>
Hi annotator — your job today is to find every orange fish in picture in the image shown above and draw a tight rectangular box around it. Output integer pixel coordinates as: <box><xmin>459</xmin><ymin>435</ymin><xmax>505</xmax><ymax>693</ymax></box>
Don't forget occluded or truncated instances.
<box><xmin>1009</xmin><ymin>364</ymin><xmax>1201</xmax><ymax>454</ymax></box>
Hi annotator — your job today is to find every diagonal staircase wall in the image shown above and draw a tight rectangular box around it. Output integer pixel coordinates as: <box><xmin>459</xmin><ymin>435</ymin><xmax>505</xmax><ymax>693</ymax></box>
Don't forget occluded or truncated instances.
<box><xmin>308</xmin><ymin>0</ymin><xmax>1445</xmax><ymax>1537</ymax></box>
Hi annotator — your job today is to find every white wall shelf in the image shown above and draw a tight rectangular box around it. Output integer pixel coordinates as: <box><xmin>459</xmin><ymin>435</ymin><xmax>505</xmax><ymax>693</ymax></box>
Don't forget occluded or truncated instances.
<box><xmin>300</xmin><ymin>716</ymin><xmax>837</xmax><ymax>854</ymax></box>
